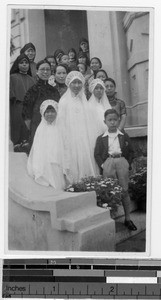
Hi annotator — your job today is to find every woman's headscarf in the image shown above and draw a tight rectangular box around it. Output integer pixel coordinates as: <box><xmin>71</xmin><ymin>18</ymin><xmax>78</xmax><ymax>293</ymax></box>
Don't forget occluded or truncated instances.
<box><xmin>89</xmin><ymin>78</ymin><xmax>111</xmax><ymax>110</ymax></box>
<box><xmin>89</xmin><ymin>78</ymin><xmax>105</xmax><ymax>94</ymax></box>
<box><xmin>27</xmin><ymin>99</ymin><xmax>66</xmax><ymax>189</ymax></box>
<box><xmin>90</xmin><ymin>57</ymin><xmax>102</xmax><ymax>69</ymax></box>
<box><xmin>10</xmin><ymin>53</ymin><xmax>32</xmax><ymax>76</ymax></box>
<box><xmin>65</xmin><ymin>70</ymin><xmax>85</xmax><ymax>87</ymax></box>
<box><xmin>40</xmin><ymin>99</ymin><xmax>58</xmax><ymax>117</ymax></box>
<box><xmin>20</xmin><ymin>42</ymin><xmax>36</xmax><ymax>54</ymax></box>
<box><xmin>88</xmin><ymin>79</ymin><xmax>111</xmax><ymax>150</ymax></box>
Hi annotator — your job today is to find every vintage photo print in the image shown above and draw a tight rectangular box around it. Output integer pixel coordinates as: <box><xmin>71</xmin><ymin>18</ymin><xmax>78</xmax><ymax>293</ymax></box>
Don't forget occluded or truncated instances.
<box><xmin>6</xmin><ymin>4</ymin><xmax>153</xmax><ymax>255</ymax></box>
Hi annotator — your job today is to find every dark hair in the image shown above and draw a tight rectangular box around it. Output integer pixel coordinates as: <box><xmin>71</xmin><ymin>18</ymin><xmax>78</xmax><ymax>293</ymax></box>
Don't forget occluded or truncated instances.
<box><xmin>53</xmin><ymin>49</ymin><xmax>65</xmax><ymax>62</ymax></box>
<box><xmin>44</xmin><ymin>105</ymin><xmax>56</xmax><ymax>114</ymax></box>
<box><xmin>36</xmin><ymin>59</ymin><xmax>51</xmax><ymax>70</ymax></box>
<box><xmin>45</xmin><ymin>55</ymin><xmax>56</xmax><ymax>61</ymax></box>
<box><xmin>104</xmin><ymin>108</ymin><xmax>119</xmax><ymax>119</ymax></box>
<box><xmin>68</xmin><ymin>48</ymin><xmax>77</xmax><ymax>59</ymax></box>
<box><xmin>90</xmin><ymin>57</ymin><xmax>102</xmax><ymax>69</ymax></box>
<box><xmin>104</xmin><ymin>77</ymin><xmax>116</xmax><ymax>87</ymax></box>
<box><xmin>77</xmin><ymin>62</ymin><xmax>87</xmax><ymax>72</ymax></box>
<box><xmin>59</xmin><ymin>54</ymin><xmax>69</xmax><ymax>61</ymax></box>
<box><xmin>79</xmin><ymin>38</ymin><xmax>89</xmax><ymax>52</ymax></box>
<box><xmin>79</xmin><ymin>37</ymin><xmax>88</xmax><ymax>45</ymax></box>
<box><xmin>55</xmin><ymin>63</ymin><xmax>69</xmax><ymax>74</ymax></box>
<box><xmin>95</xmin><ymin>69</ymin><xmax>108</xmax><ymax>79</ymax></box>
<box><xmin>77</xmin><ymin>51</ymin><xmax>90</xmax><ymax>66</ymax></box>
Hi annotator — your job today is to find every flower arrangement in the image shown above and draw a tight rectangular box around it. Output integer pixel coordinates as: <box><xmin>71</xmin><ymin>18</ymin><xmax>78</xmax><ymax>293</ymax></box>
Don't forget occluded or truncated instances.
<box><xmin>129</xmin><ymin>167</ymin><xmax>147</xmax><ymax>211</ymax></box>
<box><xmin>66</xmin><ymin>175</ymin><xmax>122</xmax><ymax>216</ymax></box>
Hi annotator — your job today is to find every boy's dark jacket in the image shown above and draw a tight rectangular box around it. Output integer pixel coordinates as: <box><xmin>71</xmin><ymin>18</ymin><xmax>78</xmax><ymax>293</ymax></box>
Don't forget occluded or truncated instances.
<box><xmin>94</xmin><ymin>131</ymin><xmax>134</xmax><ymax>172</ymax></box>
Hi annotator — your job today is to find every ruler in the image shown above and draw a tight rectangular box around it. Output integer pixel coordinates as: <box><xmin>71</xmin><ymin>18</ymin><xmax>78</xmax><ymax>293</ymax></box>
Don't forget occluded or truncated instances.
<box><xmin>2</xmin><ymin>258</ymin><xmax>161</xmax><ymax>299</ymax></box>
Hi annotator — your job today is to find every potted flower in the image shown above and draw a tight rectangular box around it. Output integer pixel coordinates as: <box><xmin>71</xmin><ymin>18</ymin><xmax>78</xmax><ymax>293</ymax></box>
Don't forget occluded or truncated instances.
<box><xmin>65</xmin><ymin>175</ymin><xmax>122</xmax><ymax>218</ymax></box>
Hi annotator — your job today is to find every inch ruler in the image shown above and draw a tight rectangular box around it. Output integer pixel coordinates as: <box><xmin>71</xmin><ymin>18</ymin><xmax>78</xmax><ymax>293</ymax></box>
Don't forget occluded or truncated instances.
<box><xmin>2</xmin><ymin>258</ymin><xmax>161</xmax><ymax>299</ymax></box>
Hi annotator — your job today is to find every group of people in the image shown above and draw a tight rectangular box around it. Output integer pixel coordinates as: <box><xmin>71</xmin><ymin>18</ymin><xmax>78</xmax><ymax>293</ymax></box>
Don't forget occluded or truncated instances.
<box><xmin>9</xmin><ymin>39</ymin><xmax>137</xmax><ymax>231</ymax></box>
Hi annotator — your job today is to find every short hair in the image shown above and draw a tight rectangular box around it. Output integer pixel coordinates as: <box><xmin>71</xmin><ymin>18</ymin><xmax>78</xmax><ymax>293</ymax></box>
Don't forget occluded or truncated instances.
<box><xmin>45</xmin><ymin>55</ymin><xmax>55</xmax><ymax>60</ymax></box>
<box><xmin>36</xmin><ymin>59</ymin><xmax>51</xmax><ymax>70</ymax></box>
<box><xmin>104</xmin><ymin>108</ymin><xmax>119</xmax><ymax>119</ymax></box>
<box><xmin>77</xmin><ymin>51</ymin><xmax>90</xmax><ymax>66</ymax></box>
<box><xmin>90</xmin><ymin>57</ymin><xmax>102</xmax><ymax>69</ymax></box>
<box><xmin>104</xmin><ymin>77</ymin><xmax>116</xmax><ymax>87</ymax></box>
<box><xmin>68</xmin><ymin>48</ymin><xmax>77</xmax><ymax>57</ymax></box>
<box><xmin>95</xmin><ymin>69</ymin><xmax>108</xmax><ymax>79</ymax></box>
<box><xmin>55</xmin><ymin>63</ymin><xmax>69</xmax><ymax>74</ymax></box>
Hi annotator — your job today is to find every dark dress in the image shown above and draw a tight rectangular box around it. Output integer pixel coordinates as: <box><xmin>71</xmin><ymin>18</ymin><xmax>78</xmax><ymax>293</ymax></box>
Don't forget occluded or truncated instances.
<box><xmin>55</xmin><ymin>81</ymin><xmax>67</xmax><ymax>97</ymax></box>
<box><xmin>22</xmin><ymin>78</ymin><xmax>60</xmax><ymax>144</ymax></box>
<box><xmin>108</xmin><ymin>96</ymin><xmax>127</xmax><ymax>117</ymax></box>
<box><xmin>10</xmin><ymin>72</ymin><xmax>35</xmax><ymax>145</ymax></box>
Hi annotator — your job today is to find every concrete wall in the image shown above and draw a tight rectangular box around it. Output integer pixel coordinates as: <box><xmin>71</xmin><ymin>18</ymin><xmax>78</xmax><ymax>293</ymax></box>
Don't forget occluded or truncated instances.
<box><xmin>87</xmin><ymin>10</ymin><xmax>132</xmax><ymax>126</ymax></box>
<box><xmin>123</xmin><ymin>12</ymin><xmax>149</xmax><ymax>129</ymax></box>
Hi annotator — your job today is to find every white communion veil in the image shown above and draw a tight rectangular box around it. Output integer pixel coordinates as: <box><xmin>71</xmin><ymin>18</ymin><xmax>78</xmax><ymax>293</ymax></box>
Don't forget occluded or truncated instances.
<box><xmin>56</xmin><ymin>71</ymin><xmax>97</xmax><ymax>182</ymax></box>
<box><xmin>88</xmin><ymin>79</ymin><xmax>111</xmax><ymax>134</ymax></box>
<box><xmin>27</xmin><ymin>99</ymin><xmax>66</xmax><ymax>190</ymax></box>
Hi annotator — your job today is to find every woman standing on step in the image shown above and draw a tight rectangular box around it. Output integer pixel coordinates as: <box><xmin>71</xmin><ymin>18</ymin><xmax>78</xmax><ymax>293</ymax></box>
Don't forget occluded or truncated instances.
<box><xmin>10</xmin><ymin>53</ymin><xmax>35</xmax><ymax>151</ymax></box>
<box><xmin>57</xmin><ymin>71</ymin><xmax>96</xmax><ymax>183</ymax></box>
<box><xmin>22</xmin><ymin>59</ymin><xmax>60</xmax><ymax>148</ymax></box>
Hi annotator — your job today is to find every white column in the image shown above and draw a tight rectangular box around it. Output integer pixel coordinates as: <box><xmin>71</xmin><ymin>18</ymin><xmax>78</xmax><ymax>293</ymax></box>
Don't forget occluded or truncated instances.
<box><xmin>87</xmin><ymin>10</ymin><xmax>115</xmax><ymax>78</ymax></box>
<box><xmin>87</xmin><ymin>10</ymin><xmax>131</xmax><ymax>125</ymax></box>
<box><xmin>27</xmin><ymin>9</ymin><xmax>47</xmax><ymax>62</ymax></box>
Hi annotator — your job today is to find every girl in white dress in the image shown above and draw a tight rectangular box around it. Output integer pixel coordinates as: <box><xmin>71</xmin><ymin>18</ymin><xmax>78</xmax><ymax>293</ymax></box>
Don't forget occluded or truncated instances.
<box><xmin>27</xmin><ymin>99</ymin><xmax>66</xmax><ymax>190</ymax></box>
<box><xmin>88</xmin><ymin>79</ymin><xmax>111</xmax><ymax>174</ymax></box>
<box><xmin>57</xmin><ymin>71</ymin><xmax>96</xmax><ymax>183</ymax></box>
<box><xmin>88</xmin><ymin>78</ymin><xmax>111</xmax><ymax>136</ymax></box>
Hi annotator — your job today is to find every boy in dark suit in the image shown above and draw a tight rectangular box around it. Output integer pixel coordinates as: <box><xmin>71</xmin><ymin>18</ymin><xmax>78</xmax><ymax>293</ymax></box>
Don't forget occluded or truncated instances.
<box><xmin>94</xmin><ymin>108</ymin><xmax>137</xmax><ymax>231</ymax></box>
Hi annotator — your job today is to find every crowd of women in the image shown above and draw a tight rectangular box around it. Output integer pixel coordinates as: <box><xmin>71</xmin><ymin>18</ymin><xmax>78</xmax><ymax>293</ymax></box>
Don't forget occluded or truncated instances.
<box><xmin>9</xmin><ymin>38</ymin><xmax>127</xmax><ymax>187</ymax></box>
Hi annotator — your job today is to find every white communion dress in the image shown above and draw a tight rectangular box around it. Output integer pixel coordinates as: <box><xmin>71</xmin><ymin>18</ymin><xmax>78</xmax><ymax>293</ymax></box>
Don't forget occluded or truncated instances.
<box><xmin>57</xmin><ymin>71</ymin><xmax>96</xmax><ymax>183</ymax></box>
<box><xmin>88</xmin><ymin>78</ymin><xmax>111</xmax><ymax>137</ymax></box>
<box><xmin>27</xmin><ymin>100</ymin><xmax>66</xmax><ymax>190</ymax></box>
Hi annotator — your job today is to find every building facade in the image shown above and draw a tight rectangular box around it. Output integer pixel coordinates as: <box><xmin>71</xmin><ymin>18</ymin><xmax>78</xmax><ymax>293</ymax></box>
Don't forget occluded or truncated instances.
<box><xmin>10</xmin><ymin>8</ymin><xmax>150</xmax><ymax>140</ymax></box>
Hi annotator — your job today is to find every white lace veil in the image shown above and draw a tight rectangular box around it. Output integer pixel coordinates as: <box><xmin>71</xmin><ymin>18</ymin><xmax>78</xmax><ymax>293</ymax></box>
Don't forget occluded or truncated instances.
<box><xmin>57</xmin><ymin>71</ymin><xmax>97</xmax><ymax>181</ymax></box>
<box><xmin>89</xmin><ymin>78</ymin><xmax>111</xmax><ymax>110</ymax></box>
<box><xmin>27</xmin><ymin>99</ymin><xmax>66</xmax><ymax>188</ymax></box>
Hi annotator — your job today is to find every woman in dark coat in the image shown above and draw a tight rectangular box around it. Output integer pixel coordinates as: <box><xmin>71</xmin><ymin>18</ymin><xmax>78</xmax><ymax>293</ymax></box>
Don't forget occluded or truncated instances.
<box><xmin>10</xmin><ymin>53</ymin><xmax>35</xmax><ymax>150</ymax></box>
<box><xmin>54</xmin><ymin>64</ymin><xmax>68</xmax><ymax>97</ymax></box>
<box><xmin>22</xmin><ymin>59</ymin><xmax>60</xmax><ymax>146</ymax></box>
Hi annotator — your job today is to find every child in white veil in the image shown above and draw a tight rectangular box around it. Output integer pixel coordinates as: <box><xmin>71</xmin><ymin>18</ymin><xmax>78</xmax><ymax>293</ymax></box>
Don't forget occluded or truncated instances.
<box><xmin>27</xmin><ymin>99</ymin><xmax>66</xmax><ymax>190</ymax></box>
<box><xmin>88</xmin><ymin>78</ymin><xmax>111</xmax><ymax>134</ymax></box>
<box><xmin>88</xmin><ymin>79</ymin><xmax>111</xmax><ymax>174</ymax></box>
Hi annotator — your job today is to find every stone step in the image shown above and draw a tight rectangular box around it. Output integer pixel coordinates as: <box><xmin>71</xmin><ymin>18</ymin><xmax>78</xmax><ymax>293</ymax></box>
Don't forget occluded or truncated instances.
<box><xmin>115</xmin><ymin>210</ymin><xmax>146</xmax><ymax>246</ymax></box>
<box><xmin>58</xmin><ymin>205</ymin><xmax>111</xmax><ymax>232</ymax></box>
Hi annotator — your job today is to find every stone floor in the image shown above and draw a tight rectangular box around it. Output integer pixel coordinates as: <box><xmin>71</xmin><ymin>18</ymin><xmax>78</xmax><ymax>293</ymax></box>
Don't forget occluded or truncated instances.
<box><xmin>116</xmin><ymin>230</ymin><xmax>146</xmax><ymax>252</ymax></box>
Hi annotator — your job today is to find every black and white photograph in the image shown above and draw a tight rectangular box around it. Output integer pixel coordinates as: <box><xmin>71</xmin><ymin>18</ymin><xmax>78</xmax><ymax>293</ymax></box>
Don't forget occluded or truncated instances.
<box><xmin>7</xmin><ymin>5</ymin><xmax>152</xmax><ymax>253</ymax></box>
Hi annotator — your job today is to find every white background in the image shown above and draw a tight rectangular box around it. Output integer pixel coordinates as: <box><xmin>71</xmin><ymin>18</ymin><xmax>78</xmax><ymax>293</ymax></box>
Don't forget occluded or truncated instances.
<box><xmin>0</xmin><ymin>0</ymin><xmax>160</xmax><ymax>259</ymax></box>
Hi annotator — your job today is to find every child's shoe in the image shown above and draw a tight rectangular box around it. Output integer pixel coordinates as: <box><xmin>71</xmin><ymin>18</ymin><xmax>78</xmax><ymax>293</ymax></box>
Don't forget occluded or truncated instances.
<box><xmin>124</xmin><ymin>220</ymin><xmax>137</xmax><ymax>231</ymax></box>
